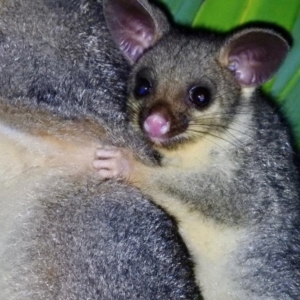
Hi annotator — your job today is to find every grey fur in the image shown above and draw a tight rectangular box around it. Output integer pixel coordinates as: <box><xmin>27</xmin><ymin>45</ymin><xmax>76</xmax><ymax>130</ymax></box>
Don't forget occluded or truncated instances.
<box><xmin>3</xmin><ymin>178</ymin><xmax>199</xmax><ymax>299</ymax></box>
<box><xmin>0</xmin><ymin>0</ymin><xmax>200</xmax><ymax>299</ymax></box>
<box><xmin>101</xmin><ymin>1</ymin><xmax>300</xmax><ymax>299</ymax></box>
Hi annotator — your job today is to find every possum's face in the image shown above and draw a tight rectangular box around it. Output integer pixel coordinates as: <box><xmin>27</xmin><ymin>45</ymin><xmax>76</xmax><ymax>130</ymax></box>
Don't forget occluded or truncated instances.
<box><xmin>126</xmin><ymin>32</ymin><xmax>242</xmax><ymax>148</ymax></box>
<box><xmin>105</xmin><ymin>0</ymin><xmax>289</xmax><ymax>149</ymax></box>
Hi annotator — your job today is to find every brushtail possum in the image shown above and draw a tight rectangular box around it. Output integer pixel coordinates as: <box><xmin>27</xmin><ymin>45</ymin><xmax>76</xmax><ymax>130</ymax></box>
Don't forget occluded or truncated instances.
<box><xmin>0</xmin><ymin>0</ymin><xmax>201</xmax><ymax>299</ymax></box>
<box><xmin>94</xmin><ymin>0</ymin><xmax>300</xmax><ymax>299</ymax></box>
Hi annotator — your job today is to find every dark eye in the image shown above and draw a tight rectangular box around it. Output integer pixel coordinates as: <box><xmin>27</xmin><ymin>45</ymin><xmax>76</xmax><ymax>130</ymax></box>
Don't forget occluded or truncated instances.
<box><xmin>188</xmin><ymin>86</ymin><xmax>211</xmax><ymax>109</ymax></box>
<box><xmin>134</xmin><ymin>77</ymin><xmax>152</xmax><ymax>98</ymax></box>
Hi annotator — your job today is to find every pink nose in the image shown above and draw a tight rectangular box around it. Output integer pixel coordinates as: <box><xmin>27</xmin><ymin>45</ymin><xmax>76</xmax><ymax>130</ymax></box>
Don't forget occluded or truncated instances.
<box><xmin>143</xmin><ymin>113</ymin><xmax>170</xmax><ymax>138</ymax></box>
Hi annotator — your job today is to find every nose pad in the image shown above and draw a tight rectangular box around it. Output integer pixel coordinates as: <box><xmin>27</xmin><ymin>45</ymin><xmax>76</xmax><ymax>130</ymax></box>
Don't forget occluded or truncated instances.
<box><xmin>143</xmin><ymin>113</ymin><xmax>170</xmax><ymax>138</ymax></box>
<box><xmin>139</xmin><ymin>101</ymin><xmax>189</xmax><ymax>142</ymax></box>
<box><xmin>140</xmin><ymin>102</ymin><xmax>172</xmax><ymax>140</ymax></box>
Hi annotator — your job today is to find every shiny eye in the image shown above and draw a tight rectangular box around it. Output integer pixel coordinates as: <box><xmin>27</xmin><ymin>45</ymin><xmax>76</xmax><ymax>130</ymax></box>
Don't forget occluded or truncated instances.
<box><xmin>188</xmin><ymin>86</ymin><xmax>211</xmax><ymax>109</ymax></box>
<box><xmin>134</xmin><ymin>77</ymin><xmax>152</xmax><ymax>98</ymax></box>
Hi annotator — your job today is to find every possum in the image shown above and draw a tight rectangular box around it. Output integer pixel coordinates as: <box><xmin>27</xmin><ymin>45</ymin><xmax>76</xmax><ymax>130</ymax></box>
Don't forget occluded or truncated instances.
<box><xmin>94</xmin><ymin>0</ymin><xmax>300</xmax><ymax>299</ymax></box>
<box><xmin>0</xmin><ymin>0</ymin><xmax>201</xmax><ymax>299</ymax></box>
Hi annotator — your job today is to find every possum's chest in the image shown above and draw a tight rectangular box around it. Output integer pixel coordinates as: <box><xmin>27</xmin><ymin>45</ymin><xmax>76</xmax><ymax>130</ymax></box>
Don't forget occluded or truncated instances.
<box><xmin>157</xmin><ymin>193</ymin><xmax>246</xmax><ymax>300</ymax></box>
<box><xmin>0</xmin><ymin>121</ymin><xmax>98</xmax><ymax>226</ymax></box>
<box><xmin>180</xmin><ymin>216</ymin><xmax>246</xmax><ymax>300</ymax></box>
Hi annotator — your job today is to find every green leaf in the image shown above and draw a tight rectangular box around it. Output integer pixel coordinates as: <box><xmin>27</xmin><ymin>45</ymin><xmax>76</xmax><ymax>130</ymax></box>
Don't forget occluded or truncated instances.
<box><xmin>271</xmin><ymin>16</ymin><xmax>300</xmax><ymax>101</ymax></box>
<box><xmin>193</xmin><ymin>1</ymin><xmax>248</xmax><ymax>30</ymax></box>
<box><xmin>158</xmin><ymin>0</ymin><xmax>183</xmax><ymax>17</ymax></box>
<box><xmin>173</xmin><ymin>1</ymin><xmax>204</xmax><ymax>25</ymax></box>
<box><xmin>157</xmin><ymin>0</ymin><xmax>204</xmax><ymax>25</ymax></box>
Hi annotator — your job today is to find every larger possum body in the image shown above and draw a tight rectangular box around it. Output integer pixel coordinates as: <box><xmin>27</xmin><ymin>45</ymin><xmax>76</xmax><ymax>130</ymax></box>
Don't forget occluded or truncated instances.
<box><xmin>0</xmin><ymin>0</ymin><xmax>200</xmax><ymax>299</ymax></box>
<box><xmin>94</xmin><ymin>0</ymin><xmax>300</xmax><ymax>299</ymax></box>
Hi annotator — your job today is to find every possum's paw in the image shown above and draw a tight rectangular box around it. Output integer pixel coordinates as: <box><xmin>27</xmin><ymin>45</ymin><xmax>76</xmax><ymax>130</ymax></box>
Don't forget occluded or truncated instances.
<box><xmin>93</xmin><ymin>145</ymin><xmax>134</xmax><ymax>180</ymax></box>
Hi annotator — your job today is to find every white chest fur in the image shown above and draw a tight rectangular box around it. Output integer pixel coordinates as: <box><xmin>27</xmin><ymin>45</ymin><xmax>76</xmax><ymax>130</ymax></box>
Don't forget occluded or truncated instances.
<box><xmin>155</xmin><ymin>193</ymin><xmax>247</xmax><ymax>300</ymax></box>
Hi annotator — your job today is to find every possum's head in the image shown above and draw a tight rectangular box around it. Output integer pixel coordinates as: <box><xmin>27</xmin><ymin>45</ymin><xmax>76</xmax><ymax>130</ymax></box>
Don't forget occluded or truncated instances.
<box><xmin>105</xmin><ymin>0</ymin><xmax>289</xmax><ymax>149</ymax></box>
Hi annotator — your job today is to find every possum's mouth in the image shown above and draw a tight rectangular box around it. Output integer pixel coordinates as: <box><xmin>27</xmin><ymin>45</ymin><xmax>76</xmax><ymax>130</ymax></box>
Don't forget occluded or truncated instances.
<box><xmin>147</xmin><ymin>134</ymin><xmax>170</xmax><ymax>145</ymax></box>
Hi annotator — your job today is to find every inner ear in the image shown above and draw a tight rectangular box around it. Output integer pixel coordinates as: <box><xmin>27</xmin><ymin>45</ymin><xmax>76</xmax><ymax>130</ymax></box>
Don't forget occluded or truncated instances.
<box><xmin>219</xmin><ymin>29</ymin><xmax>289</xmax><ymax>87</ymax></box>
<box><xmin>104</xmin><ymin>0</ymin><xmax>158</xmax><ymax>63</ymax></box>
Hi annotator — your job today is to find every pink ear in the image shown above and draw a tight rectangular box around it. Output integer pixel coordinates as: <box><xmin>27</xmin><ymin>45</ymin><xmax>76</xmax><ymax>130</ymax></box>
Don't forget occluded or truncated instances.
<box><xmin>104</xmin><ymin>0</ymin><xmax>159</xmax><ymax>63</ymax></box>
<box><xmin>220</xmin><ymin>29</ymin><xmax>289</xmax><ymax>87</ymax></box>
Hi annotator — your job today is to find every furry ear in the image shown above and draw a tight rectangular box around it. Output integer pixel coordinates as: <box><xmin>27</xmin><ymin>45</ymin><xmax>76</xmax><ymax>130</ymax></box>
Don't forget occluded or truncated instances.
<box><xmin>219</xmin><ymin>29</ymin><xmax>289</xmax><ymax>87</ymax></box>
<box><xmin>104</xmin><ymin>0</ymin><xmax>169</xmax><ymax>64</ymax></box>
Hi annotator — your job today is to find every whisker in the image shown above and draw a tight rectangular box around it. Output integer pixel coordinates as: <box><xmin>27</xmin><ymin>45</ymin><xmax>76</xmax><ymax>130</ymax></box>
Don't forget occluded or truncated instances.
<box><xmin>187</xmin><ymin>128</ymin><xmax>242</xmax><ymax>151</ymax></box>
<box><xmin>190</xmin><ymin>110</ymin><xmax>256</xmax><ymax>130</ymax></box>
<box><xmin>189</xmin><ymin>119</ymin><xmax>253</xmax><ymax>134</ymax></box>
<box><xmin>187</xmin><ymin>124</ymin><xmax>250</xmax><ymax>149</ymax></box>
<box><xmin>188</xmin><ymin>131</ymin><xmax>225</xmax><ymax>149</ymax></box>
